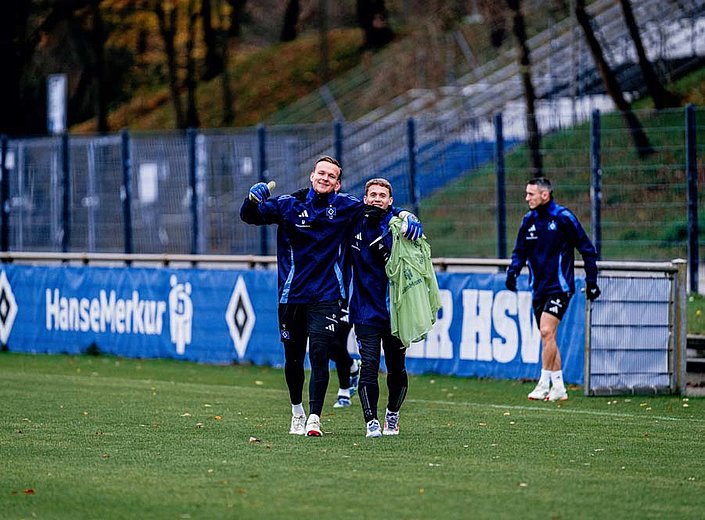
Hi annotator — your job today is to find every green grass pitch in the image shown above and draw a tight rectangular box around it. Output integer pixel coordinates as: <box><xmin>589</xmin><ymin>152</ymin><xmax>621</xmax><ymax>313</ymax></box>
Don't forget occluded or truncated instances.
<box><xmin>2</xmin><ymin>352</ymin><xmax>704</xmax><ymax>519</ymax></box>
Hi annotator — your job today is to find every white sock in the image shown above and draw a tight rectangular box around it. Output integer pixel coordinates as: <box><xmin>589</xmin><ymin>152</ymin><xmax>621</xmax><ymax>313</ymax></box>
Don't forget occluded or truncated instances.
<box><xmin>292</xmin><ymin>403</ymin><xmax>305</xmax><ymax>416</ymax></box>
<box><xmin>338</xmin><ymin>388</ymin><xmax>351</xmax><ymax>398</ymax></box>
<box><xmin>550</xmin><ymin>370</ymin><xmax>565</xmax><ymax>390</ymax></box>
<box><xmin>538</xmin><ymin>369</ymin><xmax>551</xmax><ymax>387</ymax></box>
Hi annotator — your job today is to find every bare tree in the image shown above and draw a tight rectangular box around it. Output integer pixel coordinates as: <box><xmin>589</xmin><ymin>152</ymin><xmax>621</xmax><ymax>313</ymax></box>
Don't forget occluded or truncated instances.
<box><xmin>506</xmin><ymin>0</ymin><xmax>542</xmax><ymax>177</ymax></box>
<box><xmin>154</xmin><ymin>2</ymin><xmax>185</xmax><ymax>128</ymax></box>
<box><xmin>201</xmin><ymin>0</ymin><xmax>224</xmax><ymax>81</ymax></box>
<box><xmin>185</xmin><ymin>0</ymin><xmax>200</xmax><ymax>128</ymax></box>
<box><xmin>280</xmin><ymin>0</ymin><xmax>299</xmax><ymax>42</ymax></box>
<box><xmin>575</xmin><ymin>0</ymin><xmax>653</xmax><ymax>157</ymax></box>
<box><xmin>618</xmin><ymin>0</ymin><xmax>680</xmax><ymax>109</ymax></box>
<box><xmin>226</xmin><ymin>0</ymin><xmax>247</xmax><ymax>38</ymax></box>
<box><xmin>357</xmin><ymin>0</ymin><xmax>394</xmax><ymax>50</ymax></box>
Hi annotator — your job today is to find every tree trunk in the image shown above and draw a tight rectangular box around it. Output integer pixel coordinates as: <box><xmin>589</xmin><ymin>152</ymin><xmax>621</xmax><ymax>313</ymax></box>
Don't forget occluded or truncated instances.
<box><xmin>155</xmin><ymin>2</ymin><xmax>185</xmax><ymax>128</ymax></box>
<box><xmin>280</xmin><ymin>0</ymin><xmax>299</xmax><ymax>42</ymax></box>
<box><xmin>185</xmin><ymin>0</ymin><xmax>201</xmax><ymax>128</ymax></box>
<box><xmin>619</xmin><ymin>0</ymin><xmax>680</xmax><ymax>109</ymax></box>
<box><xmin>201</xmin><ymin>0</ymin><xmax>223</xmax><ymax>81</ymax></box>
<box><xmin>220</xmin><ymin>29</ymin><xmax>234</xmax><ymax>126</ymax></box>
<box><xmin>507</xmin><ymin>0</ymin><xmax>542</xmax><ymax>177</ymax></box>
<box><xmin>227</xmin><ymin>0</ymin><xmax>247</xmax><ymax>38</ymax></box>
<box><xmin>319</xmin><ymin>0</ymin><xmax>329</xmax><ymax>84</ymax></box>
<box><xmin>356</xmin><ymin>0</ymin><xmax>394</xmax><ymax>50</ymax></box>
<box><xmin>575</xmin><ymin>0</ymin><xmax>653</xmax><ymax>157</ymax></box>
<box><xmin>89</xmin><ymin>1</ymin><xmax>109</xmax><ymax>132</ymax></box>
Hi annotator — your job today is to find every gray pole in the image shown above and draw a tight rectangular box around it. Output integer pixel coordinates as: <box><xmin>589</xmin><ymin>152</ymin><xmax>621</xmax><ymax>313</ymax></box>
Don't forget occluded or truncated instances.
<box><xmin>187</xmin><ymin>128</ymin><xmax>199</xmax><ymax>255</ymax></box>
<box><xmin>407</xmin><ymin>118</ymin><xmax>419</xmax><ymax>217</ymax></box>
<box><xmin>1</xmin><ymin>135</ymin><xmax>9</xmax><ymax>252</ymax></box>
<box><xmin>495</xmin><ymin>113</ymin><xmax>506</xmax><ymax>259</ymax></box>
<box><xmin>334</xmin><ymin>120</ymin><xmax>343</xmax><ymax>165</ymax></box>
<box><xmin>121</xmin><ymin>129</ymin><xmax>134</xmax><ymax>257</ymax></box>
<box><xmin>686</xmin><ymin>104</ymin><xmax>699</xmax><ymax>293</ymax></box>
<box><xmin>61</xmin><ymin>132</ymin><xmax>70</xmax><ymax>253</ymax></box>
<box><xmin>590</xmin><ymin>109</ymin><xmax>602</xmax><ymax>260</ymax></box>
<box><xmin>257</xmin><ymin>124</ymin><xmax>268</xmax><ymax>256</ymax></box>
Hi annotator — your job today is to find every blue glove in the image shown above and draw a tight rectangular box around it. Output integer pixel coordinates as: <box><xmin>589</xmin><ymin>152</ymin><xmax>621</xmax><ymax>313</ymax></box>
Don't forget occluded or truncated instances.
<box><xmin>248</xmin><ymin>182</ymin><xmax>271</xmax><ymax>204</ymax></box>
<box><xmin>402</xmin><ymin>214</ymin><xmax>423</xmax><ymax>241</ymax></box>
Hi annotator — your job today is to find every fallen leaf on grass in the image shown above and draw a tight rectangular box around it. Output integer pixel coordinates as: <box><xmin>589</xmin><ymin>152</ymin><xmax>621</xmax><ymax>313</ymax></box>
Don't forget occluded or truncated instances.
<box><xmin>248</xmin><ymin>437</ymin><xmax>260</xmax><ymax>443</ymax></box>
<box><xmin>255</xmin><ymin>380</ymin><xmax>264</xmax><ymax>385</ymax></box>
<box><xmin>214</xmin><ymin>415</ymin><xmax>222</xmax><ymax>421</ymax></box>
<box><xmin>196</xmin><ymin>423</ymin><xmax>204</xmax><ymax>428</ymax></box>
<box><xmin>24</xmin><ymin>489</ymin><xmax>35</xmax><ymax>495</ymax></box>
<box><xmin>101</xmin><ymin>453</ymin><xmax>110</xmax><ymax>459</ymax></box>
<box><xmin>181</xmin><ymin>413</ymin><xmax>192</xmax><ymax>417</ymax></box>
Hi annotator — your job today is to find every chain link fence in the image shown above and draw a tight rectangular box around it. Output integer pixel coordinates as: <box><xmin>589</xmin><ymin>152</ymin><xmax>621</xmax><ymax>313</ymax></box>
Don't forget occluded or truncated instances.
<box><xmin>1</xmin><ymin>107</ymin><xmax>703</xmax><ymax>273</ymax></box>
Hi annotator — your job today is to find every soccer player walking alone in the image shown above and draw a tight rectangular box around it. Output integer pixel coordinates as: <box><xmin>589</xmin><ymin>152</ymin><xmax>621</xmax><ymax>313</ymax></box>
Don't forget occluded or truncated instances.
<box><xmin>505</xmin><ymin>177</ymin><xmax>600</xmax><ymax>402</ymax></box>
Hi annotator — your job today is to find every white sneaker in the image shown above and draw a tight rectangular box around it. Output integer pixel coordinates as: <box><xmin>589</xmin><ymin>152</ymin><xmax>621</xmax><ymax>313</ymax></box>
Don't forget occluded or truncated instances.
<box><xmin>289</xmin><ymin>414</ymin><xmax>306</xmax><ymax>435</ymax></box>
<box><xmin>333</xmin><ymin>395</ymin><xmax>351</xmax><ymax>408</ymax></box>
<box><xmin>546</xmin><ymin>387</ymin><xmax>568</xmax><ymax>402</ymax></box>
<box><xmin>527</xmin><ymin>384</ymin><xmax>550</xmax><ymax>401</ymax></box>
<box><xmin>306</xmin><ymin>414</ymin><xmax>322</xmax><ymax>437</ymax></box>
<box><xmin>349</xmin><ymin>358</ymin><xmax>362</xmax><ymax>398</ymax></box>
<box><xmin>366</xmin><ymin>419</ymin><xmax>382</xmax><ymax>438</ymax></box>
<box><xmin>383</xmin><ymin>409</ymin><xmax>399</xmax><ymax>436</ymax></box>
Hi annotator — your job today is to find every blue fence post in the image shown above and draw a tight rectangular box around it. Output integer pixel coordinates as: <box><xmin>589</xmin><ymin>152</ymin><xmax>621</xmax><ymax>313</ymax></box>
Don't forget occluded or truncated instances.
<box><xmin>494</xmin><ymin>112</ymin><xmax>506</xmax><ymax>259</ymax></box>
<box><xmin>686</xmin><ymin>104</ymin><xmax>699</xmax><ymax>293</ymax></box>
<box><xmin>406</xmin><ymin>118</ymin><xmax>419</xmax><ymax>217</ymax></box>
<box><xmin>590</xmin><ymin>109</ymin><xmax>602</xmax><ymax>260</ymax></box>
<box><xmin>1</xmin><ymin>135</ymin><xmax>9</xmax><ymax>252</ymax></box>
<box><xmin>257</xmin><ymin>124</ymin><xmax>269</xmax><ymax>256</ymax></box>
<box><xmin>334</xmin><ymin>120</ymin><xmax>343</xmax><ymax>164</ymax></box>
<box><xmin>61</xmin><ymin>132</ymin><xmax>70</xmax><ymax>253</ymax></box>
<box><xmin>187</xmin><ymin>127</ymin><xmax>200</xmax><ymax>255</ymax></box>
<box><xmin>121</xmin><ymin>129</ymin><xmax>134</xmax><ymax>257</ymax></box>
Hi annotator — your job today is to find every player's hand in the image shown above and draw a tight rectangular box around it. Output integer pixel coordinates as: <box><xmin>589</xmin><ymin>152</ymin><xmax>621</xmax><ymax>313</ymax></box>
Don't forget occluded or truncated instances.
<box><xmin>402</xmin><ymin>214</ymin><xmax>423</xmax><ymax>241</ymax></box>
<box><xmin>249</xmin><ymin>181</ymin><xmax>276</xmax><ymax>204</ymax></box>
<box><xmin>586</xmin><ymin>282</ymin><xmax>601</xmax><ymax>301</ymax></box>
<box><xmin>370</xmin><ymin>235</ymin><xmax>391</xmax><ymax>264</ymax></box>
<box><xmin>505</xmin><ymin>272</ymin><xmax>517</xmax><ymax>292</ymax></box>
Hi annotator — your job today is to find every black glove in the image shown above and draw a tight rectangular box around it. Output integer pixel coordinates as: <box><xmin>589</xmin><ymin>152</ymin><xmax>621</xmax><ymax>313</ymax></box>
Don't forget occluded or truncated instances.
<box><xmin>291</xmin><ymin>188</ymin><xmax>308</xmax><ymax>201</ymax></box>
<box><xmin>370</xmin><ymin>235</ymin><xmax>391</xmax><ymax>264</ymax></box>
<box><xmin>586</xmin><ymin>282</ymin><xmax>601</xmax><ymax>301</ymax></box>
<box><xmin>505</xmin><ymin>272</ymin><xmax>517</xmax><ymax>292</ymax></box>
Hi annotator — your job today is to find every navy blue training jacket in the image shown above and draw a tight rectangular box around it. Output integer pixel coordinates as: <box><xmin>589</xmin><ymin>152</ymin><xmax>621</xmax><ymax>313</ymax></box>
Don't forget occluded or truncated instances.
<box><xmin>240</xmin><ymin>188</ymin><xmax>365</xmax><ymax>304</ymax></box>
<box><xmin>507</xmin><ymin>199</ymin><xmax>598</xmax><ymax>299</ymax></box>
<box><xmin>348</xmin><ymin>206</ymin><xmax>394</xmax><ymax>327</ymax></box>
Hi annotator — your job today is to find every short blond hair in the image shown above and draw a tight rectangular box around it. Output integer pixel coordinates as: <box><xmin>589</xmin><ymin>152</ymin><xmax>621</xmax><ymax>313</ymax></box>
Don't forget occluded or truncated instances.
<box><xmin>365</xmin><ymin>178</ymin><xmax>393</xmax><ymax>197</ymax></box>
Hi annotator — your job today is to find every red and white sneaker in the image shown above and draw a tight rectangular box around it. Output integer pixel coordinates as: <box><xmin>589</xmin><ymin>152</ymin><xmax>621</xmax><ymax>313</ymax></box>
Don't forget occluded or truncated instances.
<box><xmin>306</xmin><ymin>414</ymin><xmax>322</xmax><ymax>436</ymax></box>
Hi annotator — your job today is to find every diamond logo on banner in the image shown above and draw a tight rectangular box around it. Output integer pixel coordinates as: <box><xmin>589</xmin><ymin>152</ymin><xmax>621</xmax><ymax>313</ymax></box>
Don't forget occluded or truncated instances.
<box><xmin>0</xmin><ymin>271</ymin><xmax>18</xmax><ymax>345</ymax></box>
<box><xmin>225</xmin><ymin>276</ymin><xmax>255</xmax><ymax>359</ymax></box>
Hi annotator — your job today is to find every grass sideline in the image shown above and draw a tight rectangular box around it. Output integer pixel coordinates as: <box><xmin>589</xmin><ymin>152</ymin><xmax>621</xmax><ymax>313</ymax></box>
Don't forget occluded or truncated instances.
<box><xmin>2</xmin><ymin>352</ymin><xmax>704</xmax><ymax>519</ymax></box>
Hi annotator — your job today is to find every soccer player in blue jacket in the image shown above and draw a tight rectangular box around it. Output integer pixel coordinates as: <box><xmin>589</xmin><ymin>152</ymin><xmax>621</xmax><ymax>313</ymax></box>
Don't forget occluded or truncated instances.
<box><xmin>240</xmin><ymin>157</ymin><xmax>421</xmax><ymax>437</ymax></box>
<box><xmin>506</xmin><ymin>177</ymin><xmax>601</xmax><ymax>402</ymax></box>
<box><xmin>349</xmin><ymin>178</ymin><xmax>409</xmax><ymax>437</ymax></box>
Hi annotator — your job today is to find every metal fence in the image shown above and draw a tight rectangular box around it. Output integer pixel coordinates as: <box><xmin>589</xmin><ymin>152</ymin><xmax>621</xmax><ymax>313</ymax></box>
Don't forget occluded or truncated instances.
<box><xmin>0</xmin><ymin>106</ymin><xmax>703</xmax><ymax>279</ymax></box>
